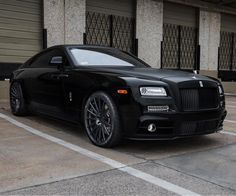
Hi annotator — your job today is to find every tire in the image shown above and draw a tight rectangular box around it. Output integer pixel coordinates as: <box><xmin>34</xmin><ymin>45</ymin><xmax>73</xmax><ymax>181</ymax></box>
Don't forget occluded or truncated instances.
<box><xmin>10</xmin><ymin>82</ymin><xmax>28</xmax><ymax>116</ymax></box>
<box><xmin>84</xmin><ymin>91</ymin><xmax>122</xmax><ymax>147</ymax></box>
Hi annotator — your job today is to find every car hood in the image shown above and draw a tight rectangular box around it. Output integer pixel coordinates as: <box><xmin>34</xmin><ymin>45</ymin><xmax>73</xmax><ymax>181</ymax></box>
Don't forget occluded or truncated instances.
<box><xmin>77</xmin><ymin>66</ymin><xmax>216</xmax><ymax>83</ymax></box>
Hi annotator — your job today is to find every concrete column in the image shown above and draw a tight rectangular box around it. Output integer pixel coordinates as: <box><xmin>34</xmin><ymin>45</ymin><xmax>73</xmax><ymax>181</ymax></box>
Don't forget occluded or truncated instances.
<box><xmin>199</xmin><ymin>9</ymin><xmax>221</xmax><ymax>73</ymax></box>
<box><xmin>44</xmin><ymin>0</ymin><xmax>65</xmax><ymax>47</ymax></box>
<box><xmin>65</xmin><ymin>0</ymin><xmax>86</xmax><ymax>44</ymax></box>
<box><xmin>44</xmin><ymin>0</ymin><xmax>86</xmax><ymax>47</ymax></box>
<box><xmin>136</xmin><ymin>0</ymin><xmax>163</xmax><ymax>68</ymax></box>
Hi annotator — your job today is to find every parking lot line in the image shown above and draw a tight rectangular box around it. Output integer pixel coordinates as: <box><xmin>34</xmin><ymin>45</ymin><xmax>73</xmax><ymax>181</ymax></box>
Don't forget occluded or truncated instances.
<box><xmin>226</xmin><ymin>105</ymin><xmax>236</xmax><ymax>108</ymax></box>
<box><xmin>226</xmin><ymin>100</ymin><xmax>236</xmax><ymax>104</ymax></box>
<box><xmin>222</xmin><ymin>130</ymin><xmax>236</xmax><ymax>136</ymax></box>
<box><xmin>0</xmin><ymin>112</ymin><xmax>200</xmax><ymax>196</ymax></box>
<box><xmin>225</xmin><ymin>119</ymin><xmax>236</xmax><ymax>124</ymax></box>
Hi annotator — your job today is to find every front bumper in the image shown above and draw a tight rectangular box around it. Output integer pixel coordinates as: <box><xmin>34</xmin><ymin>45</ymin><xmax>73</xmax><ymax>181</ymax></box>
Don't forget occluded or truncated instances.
<box><xmin>117</xmin><ymin>78</ymin><xmax>227</xmax><ymax>140</ymax></box>
<box><xmin>123</xmin><ymin>108</ymin><xmax>227</xmax><ymax>140</ymax></box>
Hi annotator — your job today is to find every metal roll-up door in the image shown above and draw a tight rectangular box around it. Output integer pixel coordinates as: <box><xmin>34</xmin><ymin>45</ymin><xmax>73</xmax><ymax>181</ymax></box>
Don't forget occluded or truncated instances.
<box><xmin>163</xmin><ymin>2</ymin><xmax>197</xmax><ymax>27</ymax></box>
<box><xmin>162</xmin><ymin>2</ymin><xmax>199</xmax><ymax>70</ymax></box>
<box><xmin>85</xmin><ymin>0</ymin><xmax>136</xmax><ymax>54</ymax></box>
<box><xmin>221</xmin><ymin>14</ymin><xmax>236</xmax><ymax>33</ymax></box>
<box><xmin>0</xmin><ymin>0</ymin><xmax>42</xmax><ymax>79</ymax></box>
<box><xmin>218</xmin><ymin>14</ymin><xmax>236</xmax><ymax>81</ymax></box>
<box><xmin>87</xmin><ymin>0</ymin><xmax>135</xmax><ymax>17</ymax></box>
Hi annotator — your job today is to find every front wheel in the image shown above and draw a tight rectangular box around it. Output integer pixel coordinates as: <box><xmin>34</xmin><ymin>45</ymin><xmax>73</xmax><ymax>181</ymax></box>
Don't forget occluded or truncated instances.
<box><xmin>84</xmin><ymin>91</ymin><xmax>122</xmax><ymax>147</ymax></box>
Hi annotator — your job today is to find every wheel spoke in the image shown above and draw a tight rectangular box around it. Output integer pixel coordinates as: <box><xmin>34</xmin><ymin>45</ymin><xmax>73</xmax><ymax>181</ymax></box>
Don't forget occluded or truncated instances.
<box><xmin>101</xmin><ymin>127</ymin><xmax>106</xmax><ymax>142</ymax></box>
<box><xmin>88</xmin><ymin>121</ymin><xmax>97</xmax><ymax>128</ymax></box>
<box><xmin>93</xmin><ymin>98</ymin><xmax>100</xmax><ymax>113</ymax></box>
<box><xmin>103</xmin><ymin>120</ymin><xmax>111</xmax><ymax>127</ymax></box>
<box><xmin>86</xmin><ymin>116</ymin><xmax>97</xmax><ymax>120</ymax></box>
<box><xmin>10</xmin><ymin>84</ymin><xmax>21</xmax><ymax>112</ymax></box>
<box><xmin>87</xmin><ymin>109</ymin><xmax>97</xmax><ymax>117</ymax></box>
<box><xmin>11</xmin><ymin>90</ymin><xmax>17</xmax><ymax>98</ymax></box>
<box><xmin>11</xmin><ymin>86</ymin><xmax>18</xmax><ymax>98</ymax></box>
<box><xmin>97</xmin><ymin>127</ymin><xmax>102</xmax><ymax>143</ymax></box>
<box><xmin>89</xmin><ymin>102</ymin><xmax>99</xmax><ymax>114</ymax></box>
<box><xmin>101</xmin><ymin>101</ymin><xmax>106</xmax><ymax>113</ymax></box>
<box><xmin>91</xmin><ymin>126</ymin><xmax>99</xmax><ymax>138</ymax></box>
<box><xmin>102</xmin><ymin>124</ymin><xmax>110</xmax><ymax>135</ymax></box>
<box><xmin>98</xmin><ymin>98</ymin><xmax>103</xmax><ymax>111</ymax></box>
<box><xmin>12</xmin><ymin>86</ymin><xmax>17</xmax><ymax>94</ymax></box>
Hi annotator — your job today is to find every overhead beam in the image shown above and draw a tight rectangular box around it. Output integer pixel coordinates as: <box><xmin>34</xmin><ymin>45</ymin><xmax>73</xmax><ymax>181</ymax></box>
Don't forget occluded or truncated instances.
<box><xmin>165</xmin><ymin>0</ymin><xmax>236</xmax><ymax>15</ymax></box>
<box><xmin>218</xmin><ymin>0</ymin><xmax>236</xmax><ymax>5</ymax></box>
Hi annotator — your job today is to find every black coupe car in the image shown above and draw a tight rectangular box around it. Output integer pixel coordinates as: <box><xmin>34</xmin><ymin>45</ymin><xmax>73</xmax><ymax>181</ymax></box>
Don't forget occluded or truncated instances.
<box><xmin>10</xmin><ymin>45</ymin><xmax>227</xmax><ymax>147</ymax></box>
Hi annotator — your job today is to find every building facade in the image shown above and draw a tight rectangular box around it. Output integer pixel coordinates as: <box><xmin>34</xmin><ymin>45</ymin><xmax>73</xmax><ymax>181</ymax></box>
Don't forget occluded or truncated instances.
<box><xmin>0</xmin><ymin>0</ymin><xmax>236</xmax><ymax>100</ymax></box>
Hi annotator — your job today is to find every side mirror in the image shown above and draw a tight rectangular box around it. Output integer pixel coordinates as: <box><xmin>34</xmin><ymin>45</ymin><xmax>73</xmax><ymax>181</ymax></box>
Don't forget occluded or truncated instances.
<box><xmin>50</xmin><ymin>56</ymin><xmax>63</xmax><ymax>65</ymax></box>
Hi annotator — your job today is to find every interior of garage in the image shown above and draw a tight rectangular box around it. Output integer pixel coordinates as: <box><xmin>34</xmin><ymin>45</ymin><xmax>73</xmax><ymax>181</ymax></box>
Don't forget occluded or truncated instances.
<box><xmin>161</xmin><ymin>2</ymin><xmax>199</xmax><ymax>70</ymax></box>
<box><xmin>85</xmin><ymin>0</ymin><xmax>136</xmax><ymax>54</ymax></box>
<box><xmin>0</xmin><ymin>0</ymin><xmax>43</xmax><ymax>70</ymax></box>
<box><xmin>218</xmin><ymin>13</ymin><xmax>236</xmax><ymax>81</ymax></box>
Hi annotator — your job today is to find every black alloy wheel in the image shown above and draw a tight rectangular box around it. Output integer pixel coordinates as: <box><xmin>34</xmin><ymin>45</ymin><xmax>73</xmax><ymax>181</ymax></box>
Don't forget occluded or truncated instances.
<box><xmin>10</xmin><ymin>82</ymin><xmax>28</xmax><ymax>116</ymax></box>
<box><xmin>84</xmin><ymin>91</ymin><xmax>122</xmax><ymax>147</ymax></box>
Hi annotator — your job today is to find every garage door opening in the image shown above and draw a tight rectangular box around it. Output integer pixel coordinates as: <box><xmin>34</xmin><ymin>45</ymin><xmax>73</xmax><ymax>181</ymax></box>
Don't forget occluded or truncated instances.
<box><xmin>161</xmin><ymin>2</ymin><xmax>200</xmax><ymax>71</ymax></box>
<box><xmin>84</xmin><ymin>0</ymin><xmax>137</xmax><ymax>55</ymax></box>
<box><xmin>0</xmin><ymin>0</ymin><xmax>43</xmax><ymax>79</ymax></box>
<box><xmin>218</xmin><ymin>13</ymin><xmax>236</xmax><ymax>81</ymax></box>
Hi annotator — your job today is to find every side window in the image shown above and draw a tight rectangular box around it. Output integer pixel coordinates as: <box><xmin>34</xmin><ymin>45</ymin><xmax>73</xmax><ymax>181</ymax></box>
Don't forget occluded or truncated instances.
<box><xmin>29</xmin><ymin>49</ymin><xmax>67</xmax><ymax>68</ymax></box>
<box><xmin>30</xmin><ymin>51</ymin><xmax>53</xmax><ymax>68</ymax></box>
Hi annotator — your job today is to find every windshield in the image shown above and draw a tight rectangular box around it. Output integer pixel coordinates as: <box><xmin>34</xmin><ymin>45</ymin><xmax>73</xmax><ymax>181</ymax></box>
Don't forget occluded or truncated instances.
<box><xmin>69</xmin><ymin>48</ymin><xmax>149</xmax><ymax>68</ymax></box>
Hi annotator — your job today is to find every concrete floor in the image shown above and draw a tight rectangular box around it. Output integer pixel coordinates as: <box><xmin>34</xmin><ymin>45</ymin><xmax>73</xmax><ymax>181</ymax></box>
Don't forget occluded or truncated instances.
<box><xmin>0</xmin><ymin>97</ymin><xmax>235</xmax><ymax>195</ymax></box>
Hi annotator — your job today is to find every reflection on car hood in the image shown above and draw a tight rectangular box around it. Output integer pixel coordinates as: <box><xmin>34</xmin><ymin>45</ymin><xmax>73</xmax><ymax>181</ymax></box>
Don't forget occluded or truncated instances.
<box><xmin>78</xmin><ymin>67</ymin><xmax>216</xmax><ymax>83</ymax></box>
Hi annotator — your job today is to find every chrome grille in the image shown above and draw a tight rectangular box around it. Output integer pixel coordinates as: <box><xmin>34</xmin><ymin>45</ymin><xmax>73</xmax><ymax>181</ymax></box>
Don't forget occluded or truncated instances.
<box><xmin>180</xmin><ymin>88</ymin><xmax>219</xmax><ymax>111</ymax></box>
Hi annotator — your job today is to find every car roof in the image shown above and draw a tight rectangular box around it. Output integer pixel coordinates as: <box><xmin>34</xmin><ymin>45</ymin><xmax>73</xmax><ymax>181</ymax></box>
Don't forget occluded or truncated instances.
<box><xmin>47</xmin><ymin>45</ymin><xmax>119</xmax><ymax>51</ymax></box>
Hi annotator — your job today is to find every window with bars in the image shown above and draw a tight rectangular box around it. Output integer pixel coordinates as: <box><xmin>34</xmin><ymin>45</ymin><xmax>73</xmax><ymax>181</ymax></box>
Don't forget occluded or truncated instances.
<box><xmin>161</xmin><ymin>23</ymin><xmax>200</xmax><ymax>70</ymax></box>
<box><xmin>85</xmin><ymin>11</ymin><xmax>136</xmax><ymax>55</ymax></box>
<box><xmin>218</xmin><ymin>31</ymin><xmax>236</xmax><ymax>71</ymax></box>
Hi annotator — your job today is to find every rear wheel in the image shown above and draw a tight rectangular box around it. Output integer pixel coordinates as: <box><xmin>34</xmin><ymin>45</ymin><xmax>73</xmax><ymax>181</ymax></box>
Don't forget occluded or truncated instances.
<box><xmin>10</xmin><ymin>82</ymin><xmax>28</xmax><ymax>116</ymax></box>
<box><xmin>84</xmin><ymin>91</ymin><xmax>122</xmax><ymax>147</ymax></box>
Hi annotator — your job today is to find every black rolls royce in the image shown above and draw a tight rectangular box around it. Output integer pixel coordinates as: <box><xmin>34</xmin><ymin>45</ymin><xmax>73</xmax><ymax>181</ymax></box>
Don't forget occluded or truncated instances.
<box><xmin>10</xmin><ymin>45</ymin><xmax>227</xmax><ymax>147</ymax></box>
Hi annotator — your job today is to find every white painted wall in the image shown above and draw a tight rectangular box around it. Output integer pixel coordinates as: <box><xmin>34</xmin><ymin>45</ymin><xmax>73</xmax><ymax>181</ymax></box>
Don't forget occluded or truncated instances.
<box><xmin>65</xmin><ymin>0</ymin><xmax>86</xmax><ymax>44</ymax></box>
<box><xmin>44</xmin><ymin>0</ymin><xmax>65</xmax><ymax>47</ymax></box>
<box><xmin>136</xmin><ymin>0</ymin><xmax>163</xmax><ymax>68</ymax></box>
<box><xmin>199</xmin><ymin>9</ymin><xmax>221</xmax><ymax>71</ymax></box>
<box><xmin>44</xmin><ymin>0</ymin><xmax>86</xmax><ymax>47</ymax></box>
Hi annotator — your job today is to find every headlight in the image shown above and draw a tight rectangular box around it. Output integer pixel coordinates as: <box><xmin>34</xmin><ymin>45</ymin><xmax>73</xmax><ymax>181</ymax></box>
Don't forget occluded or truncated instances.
<box><xmin>140</xmin><ymin>87</ymin><xmax>167</xmax><ymax>96</ymax></box>
<box><xmin>218</xmin><ymin>85</ymin><xmax>223</xmax><ymax>95</ymax></box>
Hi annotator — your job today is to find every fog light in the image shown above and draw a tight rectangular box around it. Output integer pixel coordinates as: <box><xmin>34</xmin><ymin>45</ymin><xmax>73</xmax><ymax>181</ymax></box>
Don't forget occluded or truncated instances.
<box><xmin>147</xmin><ymin>105</ymin><xmax>169</xmax><ymax>112</ymax></box>
<box><xmin>147</xmin><ymin>123</ymin><xmax>157</xmax><ymax>132</ymax></box>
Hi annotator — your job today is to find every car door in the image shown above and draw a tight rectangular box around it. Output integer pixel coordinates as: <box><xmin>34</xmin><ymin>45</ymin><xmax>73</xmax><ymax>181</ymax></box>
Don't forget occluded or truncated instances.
<box><xmin>28</xmin><ymin>49</ymin><xmax>65</xmax><ymax>116</ymax></box>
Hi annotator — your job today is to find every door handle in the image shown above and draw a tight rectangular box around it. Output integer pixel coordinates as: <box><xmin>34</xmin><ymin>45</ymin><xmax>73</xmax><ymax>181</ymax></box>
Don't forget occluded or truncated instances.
<box><xmin>51</xmin><ymin>74</ymin><xmax>69</xmax><ymax>79</ymax></box>
<box><xmin>58</xmin><ymin>74</ymin><xmax>69</xmax><ymax>78</ymax></box>
<box><xmin>51</xmin><ymin>74</ymin><xmax>59</xmax><ymax>79</ymax></box>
